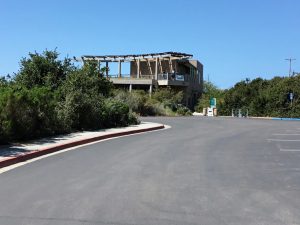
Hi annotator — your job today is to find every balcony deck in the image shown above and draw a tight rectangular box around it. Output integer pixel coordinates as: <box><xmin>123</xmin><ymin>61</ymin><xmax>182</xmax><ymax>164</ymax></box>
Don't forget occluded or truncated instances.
<box><xmin>108</xmin><ymin>73</ymin><xmax>189</xmax><ymax>86</ymax></box>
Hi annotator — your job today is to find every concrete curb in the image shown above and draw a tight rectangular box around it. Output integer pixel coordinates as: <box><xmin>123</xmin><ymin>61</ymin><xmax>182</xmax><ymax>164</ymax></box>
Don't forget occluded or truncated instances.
<box><xmin>218</xmin><ymin>116</ymin><xmax>272</xmax><ymax>120</ymax></box>
<box><xmin>271</xmin><ymin>117</ymin><xmax>300</xmax><ymax>121</ymax></box>
<box><xmin>248</xmin><ymin>117</ymin><xmax>300</xmax><ymax>121</ymax></box>
<box><xmin>0</xmin><ymin>124</ymin><xmax>165</xmax><ymax>169</ymax></box>
<box><xmin>248</xmin><ymin>117</ymin><xmax>272</xmax><ymax>120</ymax></box>
<box><xmin>219</xmin><ymin>116</ymin><xmax>300</xmax><ymax>121</ymax></box>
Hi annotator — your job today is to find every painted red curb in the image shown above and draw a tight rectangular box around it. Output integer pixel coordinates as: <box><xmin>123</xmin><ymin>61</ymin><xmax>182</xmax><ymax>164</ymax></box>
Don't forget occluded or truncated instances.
<box><xmin>0</xmin><ymin>125</ymin><xmax>165</xmax><ymax>169</ymax></box>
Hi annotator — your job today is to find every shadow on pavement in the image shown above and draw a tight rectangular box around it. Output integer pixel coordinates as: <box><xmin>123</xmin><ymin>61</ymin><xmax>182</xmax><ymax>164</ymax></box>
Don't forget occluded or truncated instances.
<box><xmin>0</xmin><ymin>129</ymin><xmax>109</xmax><ymax>159</ymax></box>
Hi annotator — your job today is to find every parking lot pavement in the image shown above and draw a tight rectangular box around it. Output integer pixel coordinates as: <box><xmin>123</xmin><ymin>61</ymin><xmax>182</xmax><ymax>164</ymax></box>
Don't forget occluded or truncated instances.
<box><xmin>0</xmin><ymin>117</ymin><xmax>300</xmax><ymax>225</ymax></box>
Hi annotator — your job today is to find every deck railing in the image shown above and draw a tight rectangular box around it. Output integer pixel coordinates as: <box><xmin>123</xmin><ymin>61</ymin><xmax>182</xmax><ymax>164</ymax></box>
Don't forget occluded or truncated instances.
<box><xmin>158</xmin><ymin>73</ymin><xmax>186</xmax><ymax>81</ymax></box>
<box><xmin>108</xmin><ymin>73</ymin><xmax>187</xmax><ymax>81</ymax></box>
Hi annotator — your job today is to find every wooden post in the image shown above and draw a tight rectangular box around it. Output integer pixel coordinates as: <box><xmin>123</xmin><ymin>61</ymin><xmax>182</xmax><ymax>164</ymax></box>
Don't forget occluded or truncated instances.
<box><xmin>175</xmin><ymin>60</ymin><xmax>178</xmax><ymax>73</ymax></box>
<box><xmin>155</xmin><ymin>58</ymin><xmax>158</xmax><ymax>80</ymax></box>
<box><xmin>81</xmin><ymin>57</ymin><xmax>85</xmax><ymax>67</ymax></box>
<box><xmin>159</xmin><ymin>59</ymin><xmax>163</xmax><ymax>75</ymax></box>
<box><xmin>118</xmin><ymin>60</ymin><xmax>122</xmax><ymax>78</ymax></box>
<box><xmin>149</xmin><ymin>84</ymin><xmax>153</xmax><ymax>96</ymax></box>
<box><xmin>137</xmin><ymin>59</ymin><xmax>140</xmax><ymax>78</ymax></box>
<box><xmin>147</xmin><ymin>59</ymin><xmax>153</xmax><ymax>76</ymax></box>
<box><xmin>98</xmin><ymin>60</ymin><xmax>101</xmax><ymax>77</ymax></box>
<box><xmin>105</xmin><ymin>62</ymin><xmax>109</xmax><ymax>78</ymax></box>
<box><xmin>169</xmin><ymin>58</ymin><xmax>173</xmax><ymax>72</ymax></box>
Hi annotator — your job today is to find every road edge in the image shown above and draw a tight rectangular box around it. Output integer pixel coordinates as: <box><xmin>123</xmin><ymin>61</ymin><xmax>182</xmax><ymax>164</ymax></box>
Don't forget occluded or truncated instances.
<box><xmin>219</xmin><ymin>116</ymin><xmax>300</xmax><ymax>121</ymax></box>
<box><xmin>0</xmin><ymin>124</ymin><xmax>165</xmax><ymax>169</ymax></box>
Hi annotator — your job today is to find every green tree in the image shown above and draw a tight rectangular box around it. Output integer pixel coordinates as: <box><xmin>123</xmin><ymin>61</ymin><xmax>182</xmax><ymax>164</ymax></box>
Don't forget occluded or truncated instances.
<box><xmin>114</xmin><ymin>89</ymin><xmax>147</xmax><ymax>114</ymax></box>
<box><xmin>102</xmin><ymin>99</ymin><xmax>132</xmax><ymax>127</ymax></box>
<box><xmin>56</xmin><ymin>62</ymin><xmax>113</xmax><ymax>131</ymax></box>
<box><xmin>0</xmin><ymin>86</ymin><xmax>60</xmax><ymax>143</ymax></box>
<box><xmin>0</xmin><ymin>50</ymin><xmax>139</xmax><ymax>144</ymax></box>
<box><xmin>0</xmin><ymin>77</ymin><xmax>8</xmax><ymax>87</ymax></box>
<box><xmin>60</xmin><ymin>62</ymin><xmax>112</xmax><ymax>97</ymax></box>
<box><xmin>152</xmin><ymin>88</ymin><xmax>183</xmax><ymax>110</ymax></box>
<box><xmin>14</xmin><ymin>49</ymin><xmax>74</xmax><ymax>89</ymax></box>
<box><xmin>219</xmin><ymin>76</ymin><xmax>300</xmax><ymax>117</ymax></box>
<box><xmin>195</xmin><ymin>81</ymin><xmax>224</xmax><ymax>112</ymax></box>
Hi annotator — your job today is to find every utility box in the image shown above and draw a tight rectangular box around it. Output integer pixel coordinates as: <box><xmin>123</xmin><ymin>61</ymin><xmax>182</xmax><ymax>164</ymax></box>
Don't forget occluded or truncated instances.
<box><xmin>207</xmin><ymin>107</ymin><xmax>214</xmax><ymax>117</ymax></box>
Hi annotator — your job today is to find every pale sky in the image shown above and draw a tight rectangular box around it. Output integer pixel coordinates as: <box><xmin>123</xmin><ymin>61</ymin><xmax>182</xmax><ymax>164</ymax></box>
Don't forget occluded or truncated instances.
<box><xmin>1</xmin><ymin>0</ymin><xmax>299</xmax><ymax>88</ymax></box>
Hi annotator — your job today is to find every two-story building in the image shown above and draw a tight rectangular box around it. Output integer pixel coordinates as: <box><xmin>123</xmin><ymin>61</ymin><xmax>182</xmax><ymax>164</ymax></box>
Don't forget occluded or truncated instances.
<box><xmin>77</xmin><ymin>52</ymin><xmax>203</xmax><ymax>109</ymax></box>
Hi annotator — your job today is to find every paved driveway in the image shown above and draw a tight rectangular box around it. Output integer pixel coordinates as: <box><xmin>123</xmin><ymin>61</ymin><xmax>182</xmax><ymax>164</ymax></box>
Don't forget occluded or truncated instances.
<box><xmin>0</xmin><ymin>117</ymin><xmax>300</xmax><ymax>225</ymax></box>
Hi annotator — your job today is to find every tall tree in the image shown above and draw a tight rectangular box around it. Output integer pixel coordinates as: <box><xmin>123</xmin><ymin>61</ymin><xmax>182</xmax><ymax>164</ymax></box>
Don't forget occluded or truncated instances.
<box><xmin>15</xmin><ymin>49</ymin><xmax>74</xmax><ymax>89</ymax></box>
<box><xmin>195</xmin><ymin>81</ymin><xmax>224</xmax><ymax>112</ymax></box>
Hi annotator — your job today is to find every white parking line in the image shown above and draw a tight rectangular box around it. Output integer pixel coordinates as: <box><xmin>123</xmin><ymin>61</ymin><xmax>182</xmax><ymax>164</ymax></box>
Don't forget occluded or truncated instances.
<box><xmin>267</xmin><ymin>139</ymin><xmax>300</xmax><ymax>142</ymax></box>
<box><xmin>280</xmin><ymin>149</ymin><xmax>300</xmax><ymax>152</ymax></box>
<box><xmin>272</xmin><ymin>133</ymin><xmax>300</xmax><ymax>135</ymax></box>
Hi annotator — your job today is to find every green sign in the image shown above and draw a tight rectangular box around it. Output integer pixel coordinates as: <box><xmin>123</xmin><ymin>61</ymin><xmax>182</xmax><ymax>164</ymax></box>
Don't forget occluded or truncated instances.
<box><xmin>210</xmin><ymin>98</ymin><xmax>216</xmax><ymax>108</ymax></box>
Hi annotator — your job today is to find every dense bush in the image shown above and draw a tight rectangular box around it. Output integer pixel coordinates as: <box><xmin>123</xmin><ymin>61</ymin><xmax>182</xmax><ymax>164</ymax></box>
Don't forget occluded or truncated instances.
<box><xmin>152</xmin><ymin>88</ymin><xmax>184</xmax><ymax>112</ymax></box>
<box><xmin>113</xmin><ymin>89</ymin><xmax>147</xmax><ymax>113</ymax></box>
<box><xmin>56</xmin><ymin>90</ymin><xmax>106</xmax><ymax>131</ymax></box>
<box><xmin>0</xmin><ymin>86</ymin><xmax>60</xmax><ymax>143</ymax></box>
<box><xmin>195</xmin><ymin>81</ymin><xmax>224</xmax><ymax>112</ymax></box>
<box><xmin>113</xmin><ymin>88</ymin><xmax>192</xmax><ymax>116</ymax></box>
<box><xmin>56</xmin><ymin>63</ymin><xmax>115</xmax><ymax>131</ymax></box>
<box><xmin>195</xmin><ymin>76</ymin><xmax>300</xmax><ymax>118</ymax></box>
<box><xmin>218</xmin><ymin>76</ymin><xmax>300</xmax><ymax>117</ymax></box>
<box><xmin>14</xmin><ymin>50</ymin><xmax>74</xmax><ymax>89</ymax></box>
<box><xmin>0</xmin><ymin>50</ymin><xmax>138</xmax><ymax>144</ymax></box>
<box><xmin>103</xmin><ymin>99</ymin><xmax>138</xmax><ymax>127</ymax></box>
<box><xmin>176</xmin><ymin>104</ymin><xmax>193</xmax><ymax>116</ymax></box>
<box><xmin>143</xmin><ymin>98</ymin><xmax>165</xmax><ymax>116</ymax></box>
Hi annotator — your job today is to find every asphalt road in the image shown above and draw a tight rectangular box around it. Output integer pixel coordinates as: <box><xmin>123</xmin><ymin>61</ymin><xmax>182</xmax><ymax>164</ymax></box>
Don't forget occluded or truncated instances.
<box><xmin>0</xmin><ymin>117</ymin><xmax>300</xmax><ymax>225</ymax></box>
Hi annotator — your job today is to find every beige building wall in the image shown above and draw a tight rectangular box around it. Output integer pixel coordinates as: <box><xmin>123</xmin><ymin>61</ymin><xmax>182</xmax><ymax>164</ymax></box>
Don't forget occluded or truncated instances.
<box><xmin>128</xmin><ymin>58</ymin><xmax>203</xmax><ymax>110</ymax></box>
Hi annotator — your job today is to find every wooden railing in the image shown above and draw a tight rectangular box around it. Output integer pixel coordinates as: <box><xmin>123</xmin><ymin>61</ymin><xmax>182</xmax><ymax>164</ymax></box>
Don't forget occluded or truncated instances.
<box><xmin>108</xmin><ymin>74</ymin><xmax>187</xmax><ymax>81</ymax></box>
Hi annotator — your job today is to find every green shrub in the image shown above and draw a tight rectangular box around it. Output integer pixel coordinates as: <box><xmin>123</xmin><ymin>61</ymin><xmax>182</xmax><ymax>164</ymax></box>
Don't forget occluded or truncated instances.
<box><xmin>176</xmin><ymin>104</ymin><xmax>192</xmax><ymax>116</ymax></box>
<box><xmin>103</xmin><ymin>99</ymin><xmax>131</xmax><ymax>127</ymax></box>
<box><xmin>113</xmin><ymin>89</ymin><xmax>147</xmax><ymax>114</ymax></box>
<box><xmin>113</xmin><ymin>88</ymin><xmax>191</xmax><ymax>116</ymax></box>
<box><xmin>143</xmin><ymin>98</ymin><xmax>165</xmax><ymax>116</ymax></box>
<box><xmin>0</xmin><ymin>86</ymin><xmax>60</xmax><ymax>143</ymax></box>
<box><xmin>219</xmin><ymin>76</ymin><xmax>300</xmax><ymax>117</ymax></box>
<box><xmin>56</xmin><ymin>62</ymin><xmax>115</xmax><ymax>131</ymax></box>
<box><xmin>56</xmin><ymin>90</ymin><xmax>106</xmax><ymax>131</ymax></box>
<box><xmin>0</xmin><ymin>52</ymin><xmax>138</xmax><ymax>144</ymax></box>
<box><xmin>128</xmin><ymin>112</ymin><xmax>140</xmax><ymax>125</ymax></box>
<box><xmin>152</xmin><ymin>88</ymin><xmax>183</xmax><ymax>107</ymax></box>
<box><xmin>14</xmin><ymin>49</ymin><xmax>74</xmax><ymax>89</ymax></box>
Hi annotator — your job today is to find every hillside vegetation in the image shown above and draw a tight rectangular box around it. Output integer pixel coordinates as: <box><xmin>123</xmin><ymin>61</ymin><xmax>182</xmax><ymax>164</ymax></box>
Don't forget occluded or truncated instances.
<box><xmin>2</xmin><ymin>49</ymin><xmax>298</xmax><ymax>144</ymax></box>
<box><xmin>0</xmin><ymin>50</ymin><xmax>193</xmax><ymax>144</ymax></box>
<box><xmin>197</xmin><ymin>76</ymin><xmax>300</xmax><ymax>118</ymax></box>
<box><xmin>0</xmin><ymin>50</ymin><xmax>138</xmax><ymax>144</ymax></box>
<box><xmin>114</xmin><ymin>88</ymin><xmax>192</xmax><ymax>117</ymax></box>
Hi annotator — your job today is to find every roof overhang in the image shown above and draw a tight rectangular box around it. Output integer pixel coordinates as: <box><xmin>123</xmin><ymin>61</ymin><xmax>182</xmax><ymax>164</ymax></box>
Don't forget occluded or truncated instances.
<box><xmin>74</xmin><ymin>52</ymin><xmax>193</xmax><ymax>62</ymax></box>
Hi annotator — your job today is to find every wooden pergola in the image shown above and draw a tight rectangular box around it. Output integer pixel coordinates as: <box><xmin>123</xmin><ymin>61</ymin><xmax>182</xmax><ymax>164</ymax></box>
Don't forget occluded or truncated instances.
<box><xmin>74</xmin><ymin>52</ymin><xmax>193</xmax><ymax>79</ymax></box>
<box><xmin>75</xmin><ymin>52</ymin><xmax>192</xmax><ymax>62</ymax></box>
